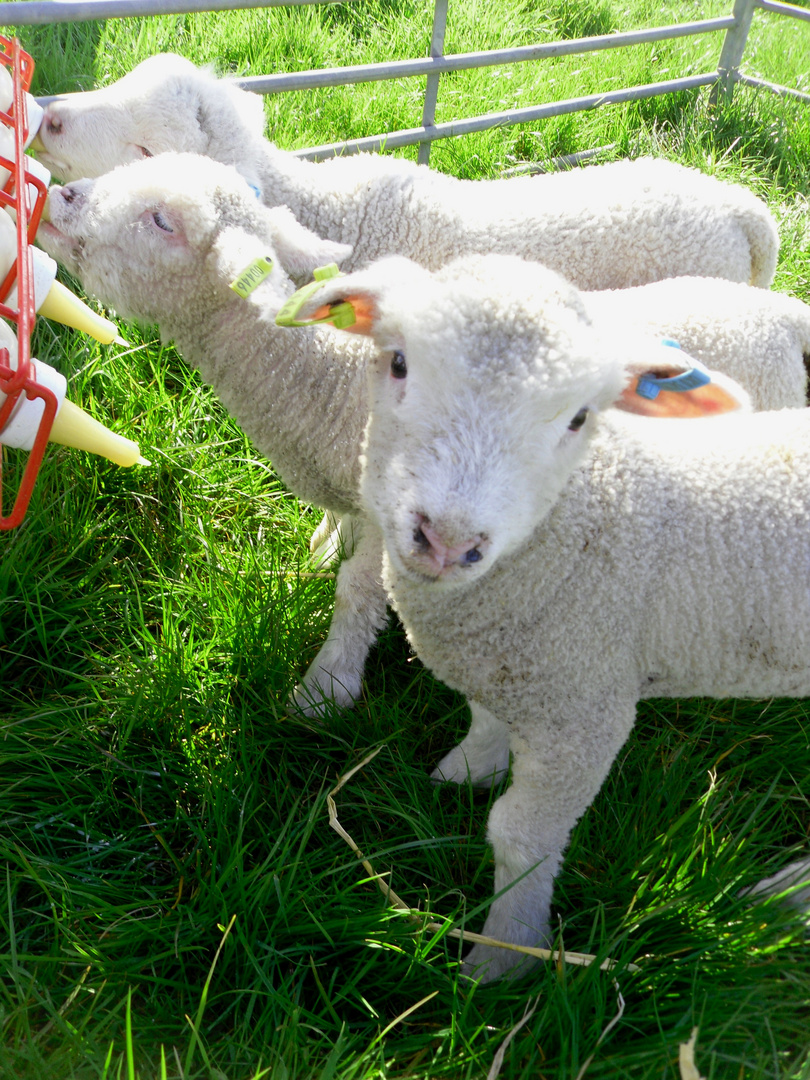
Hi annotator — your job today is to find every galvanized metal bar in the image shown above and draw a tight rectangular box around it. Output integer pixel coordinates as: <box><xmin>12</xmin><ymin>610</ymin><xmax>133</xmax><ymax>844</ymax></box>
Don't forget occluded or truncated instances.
<box><xmin>11</xmin><ymin>0</ymin><xmax>803</xmax><ymax>172</ymax></box>
<box><xmin>234</xmin><ymin>17</ymin><xmax>735</xmax><ymax>94</ymax></box>
<box><xmin>736</xmin><ymin>72</ymin><xmax>810</xmax><ymax>101</ymax></box>
<box><xmin>755</xmin><ymin>0</ymin><xmax>810</xmax><ymax>22</ymax></box>
<box><xmin>417</xmin><ymin>0</ymin><xmax>449</xmax><ymax>166</ymax></box>
<box><xmin>0</xmin><ymin>0</ymin><xmax>350</xmax><ymax>27</ymax></box>
<box><xmin>294</xmin><ymin>72</ymin><xmax>720</xmax><ymax>160</ymax></box>
<box><xmin>501</xmin><ymin>143</ymin><xmax>616</xmax><ymax>177</ymax></box>
<box><xmin>713</xmin><ymin>0</ymin><xmax>757</xmax><ymax>101</ymax></box>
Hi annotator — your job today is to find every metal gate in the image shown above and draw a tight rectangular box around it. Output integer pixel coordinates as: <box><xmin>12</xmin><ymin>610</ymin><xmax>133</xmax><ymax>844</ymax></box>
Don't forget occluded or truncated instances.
<box><xmin>2</xmin><ymin>0</ymin><xmax>809</xmax><ymax>163</ymax></box>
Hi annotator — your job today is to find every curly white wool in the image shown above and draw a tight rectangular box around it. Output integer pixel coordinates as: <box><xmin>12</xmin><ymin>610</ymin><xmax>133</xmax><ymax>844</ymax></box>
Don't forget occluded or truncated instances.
<box><xmin>35</xmin><ymin>53</ymin><xmax>779</xmax><ymax>289</ymax></box>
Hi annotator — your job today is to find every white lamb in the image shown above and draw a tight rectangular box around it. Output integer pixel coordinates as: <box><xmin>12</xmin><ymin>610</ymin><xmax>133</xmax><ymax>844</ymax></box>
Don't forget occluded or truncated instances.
<box><xmin>33</xmin><ymin>53</ymin><xmax>779</xmax><ymax>290</ymax></box>
<box><xmin>36</xmin><ymin>154</ymin><xmax>809</xmax><ymax>716</ymax></box>
<box><xmin>292</xmin><ymin>252</ymin><xmax>810</xmax><ymax>980</ymax></box>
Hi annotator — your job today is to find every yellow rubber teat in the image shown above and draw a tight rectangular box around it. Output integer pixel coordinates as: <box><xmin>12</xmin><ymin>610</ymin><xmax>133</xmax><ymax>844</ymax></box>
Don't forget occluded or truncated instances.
<box><xmin>49</xmin><ymin>397</ymin><xmax>150</xmax><ymax>467</ymax></box>
<box><xmin>37</xmin><ymin>279</ymin><xmax>127</xmax><ymax>346</ymax></box>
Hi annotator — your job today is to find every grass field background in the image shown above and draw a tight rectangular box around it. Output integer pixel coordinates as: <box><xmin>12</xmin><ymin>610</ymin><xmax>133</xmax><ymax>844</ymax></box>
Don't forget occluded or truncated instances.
<box><xmin>2</xmin><ymin>1</ymin><xmax>810</xmax><ymax>1076</ymax></box>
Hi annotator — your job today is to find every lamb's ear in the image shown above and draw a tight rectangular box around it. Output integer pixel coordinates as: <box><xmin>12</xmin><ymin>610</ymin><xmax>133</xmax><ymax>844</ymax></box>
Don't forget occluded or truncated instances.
<box><xmin>220</xmin><ymin>78</ymin><xmax>267</xmax><ymax>139</ymax></box>
<box><xmin>210</xmin><ymin>226</ymin><xmax>274</xmax><ymax>287</ymax></box>
<box><xmin>265</xmin><ymin>205</ymin><xmax>352</xmax><ymax>278</ymax></box>
<box><xmin>615</xmin><ymin>343</ymin><xmax>750</xmax><ymax>418</ymax></box>
<box><xmin>292</xmin><ymin>286</ymin><xmax>379</xmax><ymax>336</ymax></box>
<box><xmin>276</xmin><ymin>257</ymin><xmax>421</xmax><ymax>337</ymax></box>
<box><xmin>234</xmin><ymin>164</ymin><xmax>264</xmax><ymax>201</ymax></box>
<box><xmin>164</xmin><ymin>80</ymin><xmax>212</xmax><ymax>155</ymax></box>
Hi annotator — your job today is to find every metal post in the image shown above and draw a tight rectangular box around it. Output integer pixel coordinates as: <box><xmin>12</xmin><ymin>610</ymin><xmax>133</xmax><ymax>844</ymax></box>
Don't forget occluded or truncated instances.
<box><xmin>417</xmin><ymin>0</ymin><xmax>448</xmax><ymax>165</ymax></box>
<box><xmin>712</xmin><ymin>0</ymin><xmax>757</xmax><ymax>102</ymax></box>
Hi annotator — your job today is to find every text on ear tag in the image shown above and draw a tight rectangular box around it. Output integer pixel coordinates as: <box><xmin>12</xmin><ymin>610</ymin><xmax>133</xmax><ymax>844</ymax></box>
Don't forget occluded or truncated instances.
<box><xmin>229</xmin><ymin>256</ymin><xmax>274</xmax><ymax>298</ymax></box>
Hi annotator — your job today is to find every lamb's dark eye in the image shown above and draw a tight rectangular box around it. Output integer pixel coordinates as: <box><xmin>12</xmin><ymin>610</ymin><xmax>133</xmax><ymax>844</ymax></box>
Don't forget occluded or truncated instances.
<box><xmin>137</xmin><ymin>146</ymin><xmax>153</xmax><ymax>159</ymax></box>
<box><xmin>390</xmin><ymin>351</ymin><xmax>407</xmax><ymax>379</ymax></box>
<box><xmin>152</xmin><ymin>209</ymin><xmax>173</xmax><ymax>233</ymax></box>
<box><xmin>568</xmin><ymin>407</ymin><xmax>589</xmax><ymax>432</ymax></box>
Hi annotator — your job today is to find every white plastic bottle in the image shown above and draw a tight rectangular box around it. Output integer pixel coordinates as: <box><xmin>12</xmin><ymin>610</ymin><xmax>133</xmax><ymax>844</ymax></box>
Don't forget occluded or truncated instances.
<box><xmin>0</xmin><ymin>121</ymin><xmax>51</xmax><ymax>222</ymax></box>
<box><xmin>0</xmin><ymin>318</ymin><xmax>148</xmax><ymax>466</ymax></box>
<box><xmin>0</xmin><ymin>63</ymin><xmax>44</xmax><ymax>146</ymax></box>
<box><xmin>0</xmin><ymin>211</ymin><xmax>124</xmax><ymax>345</ymax></box>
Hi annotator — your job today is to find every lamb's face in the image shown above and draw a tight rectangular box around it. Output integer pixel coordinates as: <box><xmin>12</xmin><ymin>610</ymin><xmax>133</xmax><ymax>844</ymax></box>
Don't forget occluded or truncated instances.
<box><xmin>34</xmin><ymin>56</ymin><xmax>213</xmax><ymax>181</ymax></box>
<box><xmin>37</xmin><ymin>153</ymin><xmax>306</xmax><ymax>326</ymax></box>
<box><xmin>33</xmin><ymin>53</ymin><xmax>268</xmax><ymax>185</ymax></box>
<box><xmin>359</xmin><ymin>259</ymin><xmax>624</xmax><ymax>588</ymax></box>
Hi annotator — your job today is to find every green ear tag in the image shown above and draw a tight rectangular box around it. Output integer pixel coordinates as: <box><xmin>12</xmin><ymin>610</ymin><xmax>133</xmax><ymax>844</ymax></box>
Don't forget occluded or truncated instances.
<box><xmin>275</xmin><ymin>263</ymin><xmax>355</xmax><ymax>329</ymax></box>
<box><xmin>229</xmin><ymin>256</ymin><xmax>274</xmax><ymax>298</ymax></box>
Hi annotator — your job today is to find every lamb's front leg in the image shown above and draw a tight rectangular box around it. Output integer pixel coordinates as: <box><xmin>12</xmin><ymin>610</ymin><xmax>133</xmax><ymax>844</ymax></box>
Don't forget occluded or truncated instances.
<box><xmin>431</xmin><ymin>701</ymin><xmax>510</xmax><ymax>787</ymax></box>
<box><xmin>292</xmin><ymin>516</ymin><xmax>388</xmax><ymax>716</ymax></box>
<box><xmin>463</xmin><ymin>697</ymin><xmax>636</xmax><ymax>981</ymax></box>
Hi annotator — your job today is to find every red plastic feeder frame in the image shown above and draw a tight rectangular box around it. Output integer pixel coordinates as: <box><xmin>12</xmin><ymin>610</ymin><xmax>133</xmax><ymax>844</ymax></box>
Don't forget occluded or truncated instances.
<box><xmin>0</xmin><ymin>35</ymin><xmax>58</xmax><ymax>530</ymax></box>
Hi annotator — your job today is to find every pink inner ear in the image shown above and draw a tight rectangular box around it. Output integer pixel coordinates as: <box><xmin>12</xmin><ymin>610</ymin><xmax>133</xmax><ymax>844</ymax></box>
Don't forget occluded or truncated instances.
<box><xmin>310</xmin><ymin>294</ymin><xmax>377</xmax><ymax>335</ymax></box>
<box><xmin>618</xmin><ymin>377</ymin><xmax>742</xmax><ymax>418</ymax></box>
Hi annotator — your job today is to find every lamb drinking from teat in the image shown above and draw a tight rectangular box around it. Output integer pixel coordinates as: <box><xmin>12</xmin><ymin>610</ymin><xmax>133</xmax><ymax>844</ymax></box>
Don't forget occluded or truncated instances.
<box><xmin>291</xmin><ymin>253</ymin><xmax>810</xmax><ymax>980</ymax></box>
<box><xmin>36</xmin><ymin>154</ymin><xmax>810</xmax><ymax>718</ymax></box>
<box><xmin>38</xmin><ymin>152</ymin><xmax>393</xmax><ymax>715</ymax></box>
<box><xmin>34</xmin><ymin>53</ymin><xmax>779</xmax><ymax>289</ymax></box>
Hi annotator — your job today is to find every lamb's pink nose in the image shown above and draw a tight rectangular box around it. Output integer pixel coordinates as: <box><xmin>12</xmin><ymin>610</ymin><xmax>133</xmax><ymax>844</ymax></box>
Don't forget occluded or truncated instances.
<box><xmin>42</xmin><ymin>106</ymin><xmax>64</xmax><ymax>137</ymax></box>
<box><xmin>412</xmin><ymin>514</ymin><xmax>488</xmax><ymax>577</ymax></box>
<box><xmin>56</xmin><ymin>183</ymin><xmax>84</xmax><ymax>207</ymax></box>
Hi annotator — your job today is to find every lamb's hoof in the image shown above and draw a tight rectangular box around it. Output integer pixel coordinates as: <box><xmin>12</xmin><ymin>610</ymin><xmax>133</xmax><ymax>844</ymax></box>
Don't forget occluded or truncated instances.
<box><xmin>744</xmin><ymin>857</ymin><xmax>810</xmax><ymax>913</ymax></box>
<box><xmin>309</xmin><ymin>510</ymin><xmax>337</xmax><ymax>554</ymax></box>
<box><xmin>430</xmin><ymin>747</ymin><xmax>508</xmax><ymax>788</ymax></box>
<box><xmin>461</xmin><ymin>942</ymin><xmax>541</xmax><ymax>983</ymax></box>
<box><xmin>310</xmin><ymin>530</ymin><xmax>343</xmax><ymax>569</ymax></box>
<box><xmin>429</xmin><ymin>759</ymin><xmax>466</xmax><ymax>785</ymax></box>
<box><xmin>289</xmin><ymin>670</ymin><xmax>360</xmax><ymax>718</ymax></box>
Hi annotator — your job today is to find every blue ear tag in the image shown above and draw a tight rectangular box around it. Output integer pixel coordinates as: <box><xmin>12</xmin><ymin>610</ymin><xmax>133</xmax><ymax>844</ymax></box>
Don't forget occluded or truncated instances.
<box><xmin>635</xmin><ymin>339</ymin><xmax>711</xmax><ymax>400</ymax></box>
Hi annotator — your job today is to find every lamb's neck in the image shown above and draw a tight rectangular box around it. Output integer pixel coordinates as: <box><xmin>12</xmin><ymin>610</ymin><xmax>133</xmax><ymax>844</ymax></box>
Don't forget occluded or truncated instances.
<box><xmin>386</xmin><ymin>503</ymin><xmax>578</xmax><ymax>689</ymax></box>
<box><xmin>256</xmin><ymin>146</ymin><xmax>463</xmax><ymax>265</ymax></box>
<box><xmin>257</xmin><ymin>146</ymin><xmax>348</xmax><ymax>236</ymax></box>
<box><xmin>168</xmin><ymin>301</ymin><xmax>371</xmax><ymax>512</ymax></box>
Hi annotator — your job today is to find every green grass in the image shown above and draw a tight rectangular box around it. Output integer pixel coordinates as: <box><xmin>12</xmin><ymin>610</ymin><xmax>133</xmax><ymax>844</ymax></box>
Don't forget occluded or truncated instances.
<box><xmin>2</xmin><ymin>1</ymin><xmax>810</xmax><ymax>1076</ymax></box>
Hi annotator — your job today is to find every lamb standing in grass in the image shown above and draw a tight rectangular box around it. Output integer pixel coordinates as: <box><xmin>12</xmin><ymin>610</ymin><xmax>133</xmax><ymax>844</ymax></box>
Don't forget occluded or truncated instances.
<box><xmin>291</xmin><ymin>253</ymin><xmax>810</xmax><ymax>980</ymax></box>
<box><xmin>37</xmin><ymin>155</ymin><xmax>809</xmax><ymax>716</ymax></box>
<box><xmin>33</xmin><ymin>53</ymin><xmax>779</xmax><ymax>290</ymax></box>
